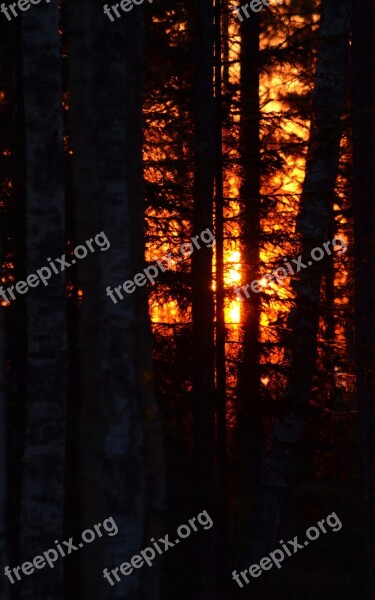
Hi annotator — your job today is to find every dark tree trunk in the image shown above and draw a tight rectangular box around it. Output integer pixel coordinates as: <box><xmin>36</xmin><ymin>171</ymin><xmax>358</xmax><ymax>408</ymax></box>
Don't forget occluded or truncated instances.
<box><xmin>66</xmin><ymin>3</ymin><xmax>165</xmax><ymax>599</ymax></box>
<box><xmin>0</xmin><ymin>17</ymin><xmax>20</xmax><ymax>600</ymax></box>
<box><xmin>352</xmin><ymin>0</ymin><xmax>375</xmax><ymax>597</ymax></box>
<box><xmin>20</xmin><ymin>4</ymin><xmax>68</xmax><ymax>598</ymax></box>
<box><xmin>214</xmin><ymin>0</ymin><xmax>228</xmax><ymax>594</ymax></box>
<box><xmin>252</xmin><ymin>0</ymin><xmax>351</xmax><ymax>560</ymax></box>
<box><xmin>237</xmin><ymin>5</ymin><xmax>262</xmax><ymax>490</ymax></box>
<box><xmin>95</xmin><ymin>15</ymin><xmax>143</xmax><ymax>600</ymax></box>
<box><xmin>127</xmin><ymin>8</ymin><xmax>166</xmax><ymax>600</ymax></box>
<box><xmin>90</xmin><ymin>5</ymin><xmax>164</xmax><ymax>600</ymax></box>
<box><xmin>192</xmin><ymin>0</ymin><xmax>217</xmax><ymax>596</ymax></box>
<box><xmin>65</xmin><ymin>1</ymin><xmax>104</xmax><ymax>598</ymax></box>
<box><xmin>0</xmin><ymin>236</ymin><xmax>8</xmax><ymax>600</ymax></box>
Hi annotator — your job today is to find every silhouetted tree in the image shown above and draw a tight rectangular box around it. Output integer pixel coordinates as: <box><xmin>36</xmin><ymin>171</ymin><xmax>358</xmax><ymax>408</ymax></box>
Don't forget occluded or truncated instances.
<box><xmin>192</xmin><ymin>0</ymin><xmax>217</xmax><ymax>596</ymax></box>
<box><xmin>237</xmin><ymin>3</ymin><xmax>262</xmax><ymax>489</ymax></box>
<box><xmin>20</xmin><ymin>4</ymin><xmax>68</xmax><ymax>598</ymax></box>
<box><xmin>254</xmin><ymin>0</ymin><xmax>351</xmax><ymax>556</ymax></box>
<box><xmin>352</xmin><ymin>0</ymin><xmax>375</xmax><ymax>597</ymax></box>
<box><xmin>65</xmin><ymin>1</ymin><xmax>104</xmax><ymax>598</ymax></box>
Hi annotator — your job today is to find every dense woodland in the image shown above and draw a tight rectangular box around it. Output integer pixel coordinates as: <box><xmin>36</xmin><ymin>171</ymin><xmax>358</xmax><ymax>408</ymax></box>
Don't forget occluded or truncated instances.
<box><xmin>0</xmin><ymin>0</ymin><xmax>374</xmax><ymax>598</ymax></box>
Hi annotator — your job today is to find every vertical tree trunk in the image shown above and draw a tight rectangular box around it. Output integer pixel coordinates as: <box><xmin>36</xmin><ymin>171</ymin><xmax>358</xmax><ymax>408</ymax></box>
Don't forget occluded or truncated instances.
<box><xmin>253</xmin><ymin>0</ymin><xmax>351</xmax><ymax>557</ymax></box>
<box><xmin>0</xmin><ymin>18</ymin><xmax>14</xmax><ymax>600</ymax></box>
<box><xmin>20</xmin><ymin>4</ymin><xmax>68</xmax><ymax>599</ymax></box>
<box><xmin>222</xmin><ymin>0</ymin><xmax>230</xmax><ymax>91</ymax></box>
<box><xmin>65</xmin><ymin>1</ymin><xmax>104</xmax><ymax>598</ymax></box>
<box><xmin>66</xmin><ymin>3</ymin><xmax>165</xmax><ymax>599</ymax></box>
<box><xmin>192</xmin><ymin>0</ymin><xmax>217</xmax><ymax>597</ymax></box>
<box><xmin>127</xmin><ymin>7</ymin><xmax>166</xmax><ymax>600</ymax></box>
<box><xmin>0</xmin><ymin>240</ymin><xmax>8</xmax><ymax>600</ymax></box>
<box><xmin>88</xmin><ymin>6</ymin><xmax>164</xmax><ymax>600</ymax></box>
<box><xmin>214</xmin><ymin>0</ymin><xmax>228</xmax><ymax>594</ymax></box>
<box><xmin>95</xmin><ymin>14</ymin><xmax>143</xmax><ymax>600</ymax></box>
<box><xmin>237</xmin><ymin>6</ymin><xmax>262</xmax><ymax>489</ymax></box>
<box><xmin>352</xmin><ymin>0</ymin><xmax>375</xmax><ymax>597</ymax></box>
<box><xmin>0</xmin><ymin>15</ymin><xmax>27</xmax><ymax>591</ymax></box>
<box><xmin>322</xmin><ymin>212</ymin><xmax>336</xmax><ymax>400</ymax></box>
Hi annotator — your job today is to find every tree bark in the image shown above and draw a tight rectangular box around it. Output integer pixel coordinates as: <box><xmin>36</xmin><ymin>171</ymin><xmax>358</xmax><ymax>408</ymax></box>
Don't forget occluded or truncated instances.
<box><xmin>66</xmin><ymin>3</ymin><xmax>165</xmax><ymax>599</ymax></box>
<box><xmin>20</xmin><ymin>4</ymin><xmax>68</xmax><ymax>598</ymax></box>
<box><xmin>65</xmin><ymin>1</ymin><xmax>104</xmax><ymax>598</ymax></box>
<box><xmin>352</xmin><ymin>0</ymin><xmax>375</xmax><ymax>597</ymax></box>
<box><xmin>214</xmin><ymin>0</ymin><xmax>228</xmax><ymax>594</ymax></box>
<box><xmin>192</xmin><ymin>0</ymin><xmax>217</xmax><ymax>596</ymax></box>
<box><xmin>0</xmin><ymin>15</ymin><xmax>27</xmax><ymax>593</ymax></box>
<box><xmin>252</xmin><ymin>0</ymin><xmax>351</xmax><ymax>559</ymax></box>
<box><xmin>237</xmin><ymin>5</ymin><xmax>262</xmax><ymax>489</ymax></box>
<box><xmin>88</xmin><ymin>6</ymin><xmax>165</xmax><ymax>599</ymax></box>
<box><xmin>127</xmin><ymin>8</ymin><xmax>166</xmax><ymax>600</ymax></box>
<box><xmin>0</xmin><ymin>238</ymin><xmax>8</xmax><ymax>600</ymax></box>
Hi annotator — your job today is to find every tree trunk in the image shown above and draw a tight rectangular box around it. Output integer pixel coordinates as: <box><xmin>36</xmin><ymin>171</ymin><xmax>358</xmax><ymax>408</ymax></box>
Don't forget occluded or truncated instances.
<box><xmin>253</xmin><ymin>0</ymin><xmax>351</xmax><ymax>558</ymax></box>
<box><xmin>88</xmin><ymin>6</ymin><xmax>165</xmax><ymax>599</ymax></box>
<box><xmin>214</xmin><ymin>0</ymin><xmax>228</xmax><ymax>594</ymax></box>
<box><xmin>352</xmin><ymin>0</ymin><xmax>375</xmax><ymax>597</ymax></box>
<box><xmin>20</xmin><ymin>4</ymin><xmax>68</xmax><ymax>599</ymax></box>
<box><xmin>0</xmin><ymin>15</ymin><xmax>27</xmax><ymax>592</ymax></box>
<box><xmin>0</xmin><ymin>239</ymin><xmax>8</xmax><ymax>600</ymax></box>
<box><xmin>237</xmin><ymin>5</ymin><xmax>262</xmax><ymax>490</ymax></box>
<box><xmin>65</xmin><ymin>1</ymin><xmax>104</xmax><ymax>598</ymax></box>
<box><xmin>127</xmin><ymin>8</ymin><xmax>166</xmax><ymax>600</ymax></box>
<box><xmin>192</xmin><ymin>0</ymin><xmax>217</xmax><ymax>597</ymax></box>
<box><xmin>66</xmin><ymin>3</ymin><xmax>165</xmax><ymax>598</ymax></box>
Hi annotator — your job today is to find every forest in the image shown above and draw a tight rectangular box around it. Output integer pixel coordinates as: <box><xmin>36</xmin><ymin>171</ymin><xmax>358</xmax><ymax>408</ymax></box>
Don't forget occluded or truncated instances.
<box><xmin>0</xmin><ymin>0</ymin><xmax>374</xmax><ymax>598</ymax></box>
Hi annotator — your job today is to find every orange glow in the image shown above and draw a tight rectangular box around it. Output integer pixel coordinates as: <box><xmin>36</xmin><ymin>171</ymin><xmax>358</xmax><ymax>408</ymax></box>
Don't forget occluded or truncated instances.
<box><xmin>141</xmin><ymin>0</ymin><xmax>352</xmax><ymax>410</ymax></box>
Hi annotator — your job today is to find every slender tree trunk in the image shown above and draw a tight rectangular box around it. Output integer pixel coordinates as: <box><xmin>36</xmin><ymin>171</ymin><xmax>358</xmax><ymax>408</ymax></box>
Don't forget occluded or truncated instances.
<box><xmin>96</xmin><ymin>15</ymin><xmax>144</xmax><ymax>600</ymax></box>
<box><xmin>0</xmin><ymin>15</ymin><xmax>27</xmax><ymax>590</ymax></box>
<box><xmin>323</xmin><ymin>212</ymin><xmax>336</xmax><ymax>400</ymax></box>
<box><xmin>222</xmin><ymin>0</ymin><xmax>230</xmax><ymax>92</ymax></box>
<box><xmin>192</xmin><ymin>0</ymin><xmax>217</xmax><ymax>597</ymax></box>
<box><xmin>237</xmin><ymin>7</ymin><xmax>262</xmax><ymax>489</ymax></box>
<box><xmin>252</xmin><ymin>0</ymin><xmax>351</xmax><ymax>559</ymax></box>
<box><xmin>0</xmin><ymin>240</ymin><xmax>8</xmax><ymax>600</ymax></box>
<box><xmin>0</xmin><ymin>18</ymin><xmax>15</xmax><ymax>600</ymax></box>
<box><xmin>352</xmin><ymin>1</ymin><xmax>375</xmax><ymax>597</ymax></box>
<box><xmin>20</xmin><ymin>4</ymin><xmax>68</xmax><ymax>599</ymax></box>
<box><xmin>214</xmin><ymin>0</ymin><xmax>228</xmax><ymax>595</ymax></box>
<box><xmin>65</xmin><ymin>2</ymin><xmax>104</xmax><ymax>599</ymax></box>
<box><xmin>128</xmin><ymin>8</ymin><xmax>166</xmax><ymax>600</ymax></box>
